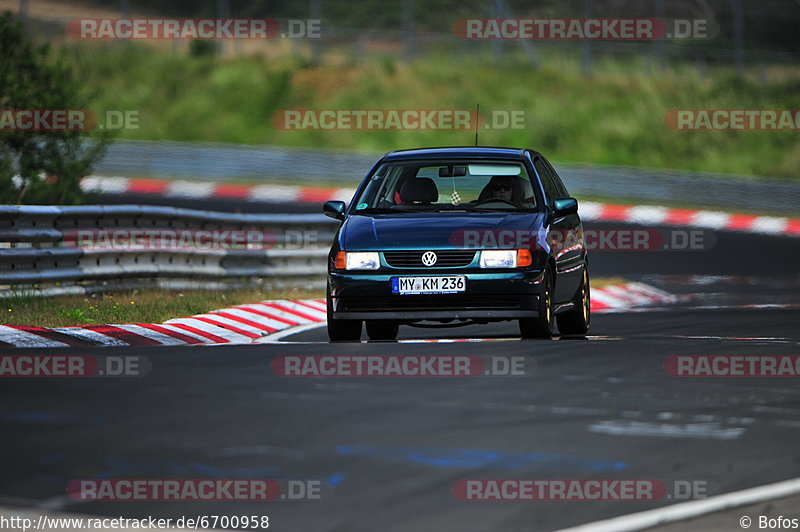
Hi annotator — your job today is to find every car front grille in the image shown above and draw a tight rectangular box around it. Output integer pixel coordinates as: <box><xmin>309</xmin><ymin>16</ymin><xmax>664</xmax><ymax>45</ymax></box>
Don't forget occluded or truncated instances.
<box><xmin>383</xmin><ymin>250</ymin><xmax>476</xmax><ymax>268</ymax></box>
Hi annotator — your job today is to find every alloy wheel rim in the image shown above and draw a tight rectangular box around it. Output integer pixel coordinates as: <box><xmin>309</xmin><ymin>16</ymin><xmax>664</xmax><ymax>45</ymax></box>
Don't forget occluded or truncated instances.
<box><xmin>581</xmin><ymin>270</ymin><xmax>589</xmax><ymax>321</ymax></box>
<box><xmin>545</xmin><ymin>280</ymin><xmax>552</xmax><ymax>325</ymax></box>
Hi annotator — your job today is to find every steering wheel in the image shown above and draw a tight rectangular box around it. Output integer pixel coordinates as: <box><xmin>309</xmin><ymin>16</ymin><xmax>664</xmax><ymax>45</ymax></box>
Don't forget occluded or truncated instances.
<box><xmin>475</xmin><ymin>197</ymin><xmax>517</xmax><ymax>207</ymax></box>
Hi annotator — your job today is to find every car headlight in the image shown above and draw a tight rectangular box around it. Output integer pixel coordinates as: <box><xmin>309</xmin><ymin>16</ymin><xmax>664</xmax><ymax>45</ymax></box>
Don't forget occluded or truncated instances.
<box><xmin>344</xmin><ymin>251</ymin><xmax>380</xmax><ymax>270</ymax></box>
<box><xmin>480</xmin><ymin>250</ymin><xmax>517</xmax><ymax>268</ymax></box>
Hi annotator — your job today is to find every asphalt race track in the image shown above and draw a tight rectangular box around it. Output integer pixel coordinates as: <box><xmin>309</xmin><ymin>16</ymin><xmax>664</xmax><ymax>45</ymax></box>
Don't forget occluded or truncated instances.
<box><xmin>1</xmin><ymin>217</ymin><xmax>798</xmax><ymax>531</ymax></box>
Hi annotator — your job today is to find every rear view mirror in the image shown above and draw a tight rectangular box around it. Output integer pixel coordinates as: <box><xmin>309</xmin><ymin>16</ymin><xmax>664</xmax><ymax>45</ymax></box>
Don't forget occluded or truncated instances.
<box><xmin>438</xmin><ymin>166</ymin><xmax>467</xmax><ymax>177</ymax></box>
<box><xmin>553</xmin><ymin>197</ymin><xmax>578</xmax><ymax>217</ymax></box>
<box><xmin>323</xmin><ymin>200</ymin><xmax>346</xmax><ymax>220</ymax></box>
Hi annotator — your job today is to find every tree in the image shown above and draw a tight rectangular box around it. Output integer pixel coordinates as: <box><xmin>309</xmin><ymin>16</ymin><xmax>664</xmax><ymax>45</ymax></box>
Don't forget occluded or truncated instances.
<box><xmin>0</xmin><ymin>11</ymin><xmax>109</xmax><ymax>204</ymax></box>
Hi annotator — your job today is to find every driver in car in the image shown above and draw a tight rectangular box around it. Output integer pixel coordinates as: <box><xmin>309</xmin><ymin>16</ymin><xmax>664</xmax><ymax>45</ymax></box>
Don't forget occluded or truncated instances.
<box><xmin>477</xmin><ymin>176</ymin><xmax>526</xmax><ymax>208</ymax></box>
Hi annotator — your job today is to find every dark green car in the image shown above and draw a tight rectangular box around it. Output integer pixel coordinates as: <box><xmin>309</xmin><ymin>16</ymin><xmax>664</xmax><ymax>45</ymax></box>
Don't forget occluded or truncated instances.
<box><xmin>323</xmin><ymin>147</ymin><xmax>590</xmax><ymax>341</ymax></box>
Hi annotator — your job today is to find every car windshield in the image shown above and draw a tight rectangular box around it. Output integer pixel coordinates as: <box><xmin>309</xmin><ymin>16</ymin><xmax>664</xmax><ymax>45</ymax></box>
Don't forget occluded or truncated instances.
<box><xmin>351</xmin><ymin>161</ymin><xmax>538</xmax><ymax>213</ymax></box>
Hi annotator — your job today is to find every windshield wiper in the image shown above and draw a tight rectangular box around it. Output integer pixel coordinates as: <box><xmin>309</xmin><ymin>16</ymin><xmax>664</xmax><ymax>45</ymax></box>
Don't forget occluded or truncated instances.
<box><xmin>469</xmin><ymin>207</ymin><xmax>537</xmax><ymax>213</ymax></box>
<box><xmin>353</xmin><ymin>207</ymin><xmax>426</xmax><ymax>214</ymax></box>
<box><xmin>353</xmin><ymin>207</ymin><xmax>395</xmax><ymax>214</ymax></box>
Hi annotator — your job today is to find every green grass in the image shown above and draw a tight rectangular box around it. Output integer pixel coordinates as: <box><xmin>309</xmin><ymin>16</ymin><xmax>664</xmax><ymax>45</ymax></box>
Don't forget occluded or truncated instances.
<box><xmin>64</xmin><ymin>43</ymin><xmax>800</xmax><ymax>179</ymax></box>
<box><xmin>0</xmin><ymin>288</ymin><xmax>323</xmax><ymax>328</ymax></box>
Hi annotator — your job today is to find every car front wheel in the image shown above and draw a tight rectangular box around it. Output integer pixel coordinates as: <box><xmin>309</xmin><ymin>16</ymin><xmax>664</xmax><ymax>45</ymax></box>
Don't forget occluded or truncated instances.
<box><xmin>326</xmin><ymin>285</ymin><xmax>362</xmax><ymax>341</ymax></box>
<box><xmin>366</xmin><ymin>320</ymin><xmax>399</xmax><ymax>341</ymax></box>
<box><xmin>556</xmin><ymin>265</ymin><xmax>590</xmax><ymax>336</ymax></box>
<box><xmin>327</xmin><ymin>318</ymin><xmax>362</xmax><ymax>342</ymax></box>
<box><xmin>519</xmin><ymin>266</ymin><xmax>554</xmax><ymax>339</ymax></box>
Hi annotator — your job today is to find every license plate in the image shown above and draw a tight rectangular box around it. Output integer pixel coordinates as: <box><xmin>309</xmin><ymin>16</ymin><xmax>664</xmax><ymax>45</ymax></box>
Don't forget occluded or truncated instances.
<box><xmin>391</xmin><ymin>276</ymin><xmax>466</xmax><ymax>295</ymax></box>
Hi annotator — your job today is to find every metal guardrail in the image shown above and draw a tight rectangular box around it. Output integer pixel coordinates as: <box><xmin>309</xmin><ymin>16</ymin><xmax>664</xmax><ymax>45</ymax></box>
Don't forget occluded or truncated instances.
<box><xmin>0</xmin><ymin>205</ymin><xmax>338</xmax><ymax>296</ymax></box>
<box><xmin>96</xmin><ymin>141</ymin><xmax>800</xmax><ymax>215</ymax></box>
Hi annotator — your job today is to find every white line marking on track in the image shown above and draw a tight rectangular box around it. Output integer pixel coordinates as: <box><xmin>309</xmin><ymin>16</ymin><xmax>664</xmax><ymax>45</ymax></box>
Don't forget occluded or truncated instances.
<box><xmin>587</xmin><ymin>420</ymin><xmax>745</xmax><ymax>440</ymax></box>
<box><xmin>557</xmin><ymin>476</ymin><xmax>800</xmax><ymax>532</ymax></box>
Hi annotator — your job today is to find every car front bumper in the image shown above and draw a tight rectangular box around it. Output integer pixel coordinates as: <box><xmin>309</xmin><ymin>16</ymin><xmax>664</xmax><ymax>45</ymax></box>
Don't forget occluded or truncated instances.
<box><xmin>328</xmin><ymin>270</ymin><xmax>545</xmax><ymax>322</ymax></box>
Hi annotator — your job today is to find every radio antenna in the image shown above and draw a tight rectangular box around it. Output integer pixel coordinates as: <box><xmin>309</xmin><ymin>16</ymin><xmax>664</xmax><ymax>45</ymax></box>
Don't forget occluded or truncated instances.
<box><xmin>474</xmin><ymin>103</ymin><xmax>480</xmax><ymax>147</ymax></box>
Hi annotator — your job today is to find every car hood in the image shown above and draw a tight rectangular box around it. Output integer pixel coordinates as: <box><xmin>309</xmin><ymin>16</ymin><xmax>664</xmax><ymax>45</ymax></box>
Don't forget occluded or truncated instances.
<box><xmin>341</xmin><ymin>212</ymin><xmax>546</xmax><ymax>250</ymax></box>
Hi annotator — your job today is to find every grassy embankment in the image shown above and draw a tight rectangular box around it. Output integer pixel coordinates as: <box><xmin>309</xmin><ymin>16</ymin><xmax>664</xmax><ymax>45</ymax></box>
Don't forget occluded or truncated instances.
<box><xmin>1</xmin><ymin>288</ymin><xmax>323</xmax><ymax>327</ymax></box>
<box><xmin>66</xmin><ymin>43</ymin><xmax>800</xmax><ymax>179</ymax></box>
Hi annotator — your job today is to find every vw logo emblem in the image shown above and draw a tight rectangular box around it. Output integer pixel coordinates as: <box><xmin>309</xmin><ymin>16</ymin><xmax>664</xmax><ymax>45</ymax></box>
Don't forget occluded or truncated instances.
<box><xmin>421</xmin><ymin>251</ymin><xmax>438</xmax><ymax>266</ymax></box>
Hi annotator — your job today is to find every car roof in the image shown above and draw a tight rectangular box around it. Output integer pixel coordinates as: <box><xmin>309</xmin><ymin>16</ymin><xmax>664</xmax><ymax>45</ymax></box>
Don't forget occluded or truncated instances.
<box><xmin>380</xmin><ymin>146</ymin><xmax>533</xmax><ymax>162</ymax></box>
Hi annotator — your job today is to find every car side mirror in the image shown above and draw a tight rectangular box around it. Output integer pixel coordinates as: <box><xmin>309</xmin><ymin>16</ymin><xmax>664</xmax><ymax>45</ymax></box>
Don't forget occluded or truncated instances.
<box><xmin>323</xmin><ymin>200</ymin><xmax>346</xmax><ymax>220</ymax></box>
<box><xmin>552</xmin><ymin>197</ymin><xmax>578</xmax><ymax>217</ymax></box>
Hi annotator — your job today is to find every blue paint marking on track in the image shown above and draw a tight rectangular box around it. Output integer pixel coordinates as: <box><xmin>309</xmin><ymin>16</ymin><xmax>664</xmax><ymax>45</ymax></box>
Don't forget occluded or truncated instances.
<box><xmin>335</xmin><ymin>444</ymin><xmax>627</xmax><ymax>472</ymax></box>
<box><xmin>35</xmin><ymin>456</ymin><xmax>346</xmax><ymax>489</ymax></box>
<box><xmin>326</xmin><ymin>472</ymin><xmax>346</xmax><ymax>487</ymax></box>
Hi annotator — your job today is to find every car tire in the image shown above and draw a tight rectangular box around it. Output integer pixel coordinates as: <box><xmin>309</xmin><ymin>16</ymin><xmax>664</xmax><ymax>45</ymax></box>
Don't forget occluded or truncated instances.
<box><xmin>326</xmin><ymin>285</ymin><xmax>362</xmax><ymax>341</ymax></box>
<box><xmin>366</xmin><ymin>320</ymin><xmax>399</xmax><ymax>341</ymax></box>
<box><xmin>519</xmin><ymin>266</ymin><xmax>554</xmax><ymax>339</ymax></box>
<box><xmin>328</xmin><ymin>318</ymin><xmax>362</xmax><ymax>342</ymax></box>
<box><xmin>556</xmin><ymin>265</ymin><xmax>591</xmax><ymax>336</ymax></box>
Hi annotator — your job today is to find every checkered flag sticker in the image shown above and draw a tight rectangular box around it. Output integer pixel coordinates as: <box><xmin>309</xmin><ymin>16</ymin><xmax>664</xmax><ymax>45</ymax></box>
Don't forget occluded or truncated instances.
<box><xmin>451</xmin><ymin>190</ymin><xmax>461</xmax><ymax>205</ymax></box>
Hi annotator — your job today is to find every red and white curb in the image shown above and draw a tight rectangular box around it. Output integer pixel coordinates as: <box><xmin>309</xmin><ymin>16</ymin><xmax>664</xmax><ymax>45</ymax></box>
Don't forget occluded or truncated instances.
<box><xmin>81</xmin><ymin>176</ymin><xmax>800</xmax><ymax>237</ymax></box>
<box><xmin>578</xmin><ymin>201</ymin><xmax>800</xmax><ymax>236</ymax></box>
<box><xmin>0</xmin><ymin>284</ymin><xmax>674</xmax><ymax>348</ymax></box>
<box><xmin>590</xmin><ymin>281</ymin><xmax>678</xmax><ymax>312</ymax></box>
<box><xmin>0</xmin><ymin>299</ymin><xmax>327</xmax><ymax>349</ymax></box>
<box><xmin>80</xmin><ymin>176</ymin><xmax>356</xmax><ymax>204</ymax></box>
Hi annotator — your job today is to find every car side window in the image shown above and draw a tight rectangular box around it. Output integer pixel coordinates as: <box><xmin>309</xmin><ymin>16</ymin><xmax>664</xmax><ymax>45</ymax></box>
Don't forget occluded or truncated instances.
<box><xmin>534</xmin><ymin>158</ymin><xmax>559</xmax><ymax>205</ymax></box>
<box><xmin>544</xmin><ymin>158</ymin><xmax>569</xmax><ymax>198</ymax></box>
